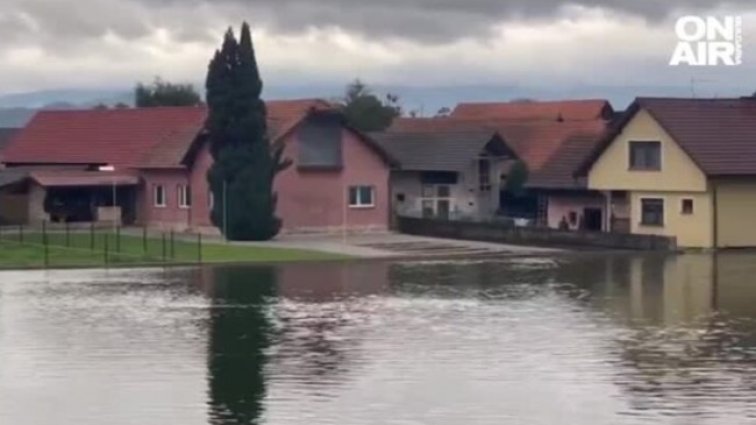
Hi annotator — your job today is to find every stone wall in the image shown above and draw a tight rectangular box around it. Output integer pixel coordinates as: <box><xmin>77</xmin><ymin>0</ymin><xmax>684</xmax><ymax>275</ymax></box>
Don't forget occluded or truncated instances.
<box><xmin>397</xmin><ymin>216</ymin><xmax>677</xmax><ymax>251</ymax></box>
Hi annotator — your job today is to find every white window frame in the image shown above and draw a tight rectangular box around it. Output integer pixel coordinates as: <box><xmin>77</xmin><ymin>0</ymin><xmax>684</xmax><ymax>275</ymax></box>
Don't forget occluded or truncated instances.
<box><xmin>421</xmin><ymin>184</ymin><xmax>453</xmax><ymax>218</ymax></box>
<box><xmin>348</xmin><ymin>186</ymin><xmax>375</xmax><ymax>208</ymax></box>
<box><xmin>154</xmin><ymin>185</ymin><xmax>166</xmax><ymax>208</ymax></box>
<box><xmin>208</xmin><ymin>191</ymin><xmax>215</xmax><ymax>209</ymax></box>
<box><xmin>178</xmin><ymin>185</ymin><xmax>191</xmax><ymax>209</ymax></box>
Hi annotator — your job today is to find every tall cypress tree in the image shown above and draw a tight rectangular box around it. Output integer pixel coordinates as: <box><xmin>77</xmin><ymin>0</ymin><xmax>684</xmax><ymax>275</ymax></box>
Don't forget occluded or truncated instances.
<box><xmin>205</xmin><ymin>23</ymin><xmax>290</xmax><ymax>241</ymax></box>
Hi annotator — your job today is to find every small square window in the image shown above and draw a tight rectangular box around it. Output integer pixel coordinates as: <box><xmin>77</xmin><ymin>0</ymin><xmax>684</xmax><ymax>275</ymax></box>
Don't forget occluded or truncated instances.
<box><xmin>681</xmin><ymin>199</ymin><xmax>694</xmax><ymax>215</ymax></box>
<box><xmin>641</xmin><ymin>198</ymin><xmax>664</xmax><ymax>226</ymax></box>
<box><xmin>348</xmin><ymin>186</ymin><xmax>375</xmax><ymax>208</ymax></box>
<box><xmin>396</xmin><ymin>193</ymin><xmax>406</xmax><ymax>202</ymax></box>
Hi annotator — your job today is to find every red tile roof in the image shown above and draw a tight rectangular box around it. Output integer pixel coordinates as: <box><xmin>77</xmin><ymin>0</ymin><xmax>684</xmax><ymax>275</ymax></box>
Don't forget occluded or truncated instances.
<box><xmin>3</xmin><ymin>99</ymin><xmax>333</xmax><ymax>169</ymax></box>
<box><xmin>387</xmin><ymin>116</ymin><xmax>608</xmax><ymax>189</ymax></box>
<box><xmin>579</xmin><ymin>97</ymin><xmax>756</xmax><ymax>177</ymax></box>
<box><xmin>452</xmin><ymin>99</ymin><xmax>613</xmax><ymax>122</ymax></box>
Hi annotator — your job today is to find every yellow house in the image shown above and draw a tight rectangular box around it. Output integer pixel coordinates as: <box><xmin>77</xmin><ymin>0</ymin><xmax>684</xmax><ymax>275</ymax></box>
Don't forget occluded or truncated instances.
<box><xmin>580</xmin><ymin>97</ymin><xmax>756</xmax><ymax>249</ymax></box>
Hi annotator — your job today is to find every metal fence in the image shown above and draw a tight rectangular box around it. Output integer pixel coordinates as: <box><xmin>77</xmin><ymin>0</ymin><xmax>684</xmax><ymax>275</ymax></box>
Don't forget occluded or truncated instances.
<box><xmin>0</xmin><ymin>222</ymin><xmax>205</xmax><ymax>269</ymax></box>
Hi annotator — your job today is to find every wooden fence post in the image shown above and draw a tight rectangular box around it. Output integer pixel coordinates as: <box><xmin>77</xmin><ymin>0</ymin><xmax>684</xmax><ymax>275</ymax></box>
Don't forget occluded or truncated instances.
<box><xmin>90</xmin><ymin>223</ymin><xmax>95</xmax><ymax>250</ymax></box>
<box><xmin>18</xmin><ymin>224</ymin><xmax>23</xmax><ymax>244</ymax></box>
<box><xmin>65</xmin><ymin>222</ymin><xmax>71</xmax><ymax>247</ymax></box>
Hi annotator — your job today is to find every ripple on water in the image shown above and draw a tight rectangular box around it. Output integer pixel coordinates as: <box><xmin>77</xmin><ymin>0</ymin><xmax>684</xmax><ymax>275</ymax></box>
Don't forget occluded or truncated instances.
<box><xmin>1</xmin><ymin>254</ymin><xmax>756</xmax><ymax>424</ymax></box>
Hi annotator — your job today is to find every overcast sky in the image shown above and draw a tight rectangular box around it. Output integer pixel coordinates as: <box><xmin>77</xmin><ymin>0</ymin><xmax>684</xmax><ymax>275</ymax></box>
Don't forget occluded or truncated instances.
<box><xmin>1</xmin><ymin>0</ymin><xmax>756</xmax><ymax>102</ymax></box>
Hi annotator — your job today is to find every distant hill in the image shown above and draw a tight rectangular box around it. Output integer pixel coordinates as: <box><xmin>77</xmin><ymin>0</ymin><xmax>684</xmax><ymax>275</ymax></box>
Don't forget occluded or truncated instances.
<box><xmin>0</xmin><ymin>108</ymin><xmax>37</xmax><ymax>128</ymax></box>
<box><xmin>0</xmin><ymin>89</ymin><xmax>132</xmax><ymax>109</ymax></box>
<box><xmin>0</xmin><ymin>89</ymin><xmax>133</xmax><ymax>128</ymax></box>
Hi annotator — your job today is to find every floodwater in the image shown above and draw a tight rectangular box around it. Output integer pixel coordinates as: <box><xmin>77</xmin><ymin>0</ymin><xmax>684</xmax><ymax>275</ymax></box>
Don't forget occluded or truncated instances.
<box><xmin>1</xmin><ymin>253</ymin><xmax>756</xmax><ymax>424</ymax></box>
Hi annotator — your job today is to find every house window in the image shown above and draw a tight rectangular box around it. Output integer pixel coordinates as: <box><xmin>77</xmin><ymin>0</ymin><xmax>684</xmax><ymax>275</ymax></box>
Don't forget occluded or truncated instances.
<box><xmin>421</xmin><ymin>184</ymin><xmax>453</xmax><ymax>219</ymax></box>
<box><xmin>641</xmin><ymin>198</ymin><xmax>664</xmax><ymax>226</ymax></box>
<box><xmin>479</xmin><ymin>159</ymin><xmax>492</xmax><ymax>191</ymax></box>
<box><xmin>349</xmin><ymin>186</ymin><xmax>375</xmax><ymax>208</ymax></box>
<box><xmin>154</xmin><ymin>185</ymin><xmax>166</xmax><ymax>208</ymax></box>
<box><xmin>629</xmin><ymin>141</ymin><xmax>661</xmax><ymax>170</ymax></box>
<box><xmin>178</xmin><ymin>185</ymin><xmax>191</xmax><ymax>209</ymax></box>
<box><xmin>681</xmin><ymin>198</ymin><xmax>694</xmax><ymax>215</ymax></box>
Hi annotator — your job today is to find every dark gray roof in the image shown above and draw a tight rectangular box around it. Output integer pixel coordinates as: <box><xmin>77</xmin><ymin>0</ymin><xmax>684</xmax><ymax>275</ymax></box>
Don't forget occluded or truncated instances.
<box><xmin>370</xmin><ymin>130</ymin><xmax>508</xmax><ymax>171</ymax></box>
<box><xmin>0</xmin><ymin>167</ymin><xmax>29</xmax><ymax>188</ymax></box>
<box><xmin>0</xmin><ymin>128</ymin><xmax>18</xmax><ymax>153</ymax></box>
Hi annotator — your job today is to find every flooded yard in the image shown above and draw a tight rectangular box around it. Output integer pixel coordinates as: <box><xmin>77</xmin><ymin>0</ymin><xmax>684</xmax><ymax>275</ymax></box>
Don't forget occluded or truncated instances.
<box><xmin>1</xmin><ymin>253</ymin><xmax>755</xmax><ymax>424</ymax></box>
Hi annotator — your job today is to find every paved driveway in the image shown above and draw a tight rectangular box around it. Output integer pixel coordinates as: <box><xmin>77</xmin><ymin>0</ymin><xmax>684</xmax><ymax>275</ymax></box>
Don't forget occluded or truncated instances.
<box><xmin>235</xmin><ymin>232</ymin><xmax>561</xmax><ymax>259</ymax></box>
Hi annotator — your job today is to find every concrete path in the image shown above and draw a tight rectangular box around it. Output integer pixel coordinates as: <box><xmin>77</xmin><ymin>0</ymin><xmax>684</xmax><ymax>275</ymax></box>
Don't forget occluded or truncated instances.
<box><xmin>230</xmin><ymin>232</ymin><xmax>561</xmax><ymax>259</ymax></box>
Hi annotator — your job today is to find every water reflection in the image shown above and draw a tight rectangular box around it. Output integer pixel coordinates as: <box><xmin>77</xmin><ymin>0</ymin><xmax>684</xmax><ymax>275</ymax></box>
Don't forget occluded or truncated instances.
<box><xmin>204</xmin><ymin>266</ymin><xmax>276</xmax><ymax>424</ymax></box>
<box><xmin>569</xmin><ymin>254</ymin><xmax>756</xmax><ymax>420</ymax></box>
<box><xmin>2</xmin><ymin>254</ymin><xmax>756</xmax><ymax>424</ymax></box>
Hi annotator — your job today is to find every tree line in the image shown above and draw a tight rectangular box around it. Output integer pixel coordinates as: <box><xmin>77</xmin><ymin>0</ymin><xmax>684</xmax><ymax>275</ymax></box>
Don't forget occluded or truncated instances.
<box><xmin>103</xmin><ymin>76</ymin><xmax>402</xmax><ymax>134</ymax></box>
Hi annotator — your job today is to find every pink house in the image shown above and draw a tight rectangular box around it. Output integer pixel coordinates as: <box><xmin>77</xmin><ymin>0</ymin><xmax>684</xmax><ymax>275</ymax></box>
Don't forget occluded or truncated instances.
<box><xmin>0</xmin><ymin>100</ymin><xmax>393</xmax><ymax>234</ymax></box>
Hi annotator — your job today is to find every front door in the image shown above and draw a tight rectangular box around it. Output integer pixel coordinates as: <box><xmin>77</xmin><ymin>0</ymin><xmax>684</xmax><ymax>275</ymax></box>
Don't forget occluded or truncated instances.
<box><xmin>583</xmin><ymin>208</ymin><xmax>603</xmax><ymax>231</ymax></box>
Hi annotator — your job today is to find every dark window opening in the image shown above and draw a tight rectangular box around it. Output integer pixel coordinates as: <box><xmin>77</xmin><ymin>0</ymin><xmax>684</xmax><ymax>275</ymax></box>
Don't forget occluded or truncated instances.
<box><xmin>629</xmin><ymin>141</ymin><xmax>661</xmax><ymax>170</ymax></box>
<box><xmin>641</xmin><ymin>198</ymin><xmax>664</xmax><ymax>226</ymax></box>
<box><xmin>420</xmin><ymin>171</ymin><xmax>458</xmax><ymax>185</ymax></box>
<box><xmin>681</xmin><ymin>198</ymin><xmax>694</xmax><ymax>215</ymax></box>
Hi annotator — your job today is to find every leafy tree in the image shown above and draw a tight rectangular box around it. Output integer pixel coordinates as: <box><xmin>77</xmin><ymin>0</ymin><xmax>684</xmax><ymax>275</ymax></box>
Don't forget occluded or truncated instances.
<box><xmin>205</xmin><ymin>23</ymin><xmax>290</xmax><ymax>241</ymax></box>
<box><xmin>135</xmin><ymin>77</ymin><xmax>202</xmax><ymax>107</ymax></box>
<box><xmin>505</xmin><ymin>160</ymin><xmax>529</xmax><ymax>197</ymax></box>
<box><xmin>435</xmin><ymin>107</ymin><xmax>451</xmax><ymax>117</ymax></box>
<box><xmin>340</xmin><ymin>79</ymin><xmax>401</xmax><ymax>132</ymax></box>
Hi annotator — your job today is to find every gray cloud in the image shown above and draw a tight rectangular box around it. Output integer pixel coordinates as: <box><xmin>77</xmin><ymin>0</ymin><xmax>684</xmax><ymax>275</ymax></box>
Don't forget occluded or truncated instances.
<box><xmin>137</xmin><ymin>0</ymin><xmax>755</xmax><ymax>41</ymax></box>
<box><xmin>1</xmin><ymin>0</ymin><xmax>754</xmax><ymax>46</ymax></box>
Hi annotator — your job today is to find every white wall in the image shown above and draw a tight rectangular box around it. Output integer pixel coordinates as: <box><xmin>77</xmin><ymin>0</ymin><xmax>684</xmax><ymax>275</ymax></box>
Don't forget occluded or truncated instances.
<box><xmin>391</xmin><ymin>159</ymin><xmax>503</xmax><ymax>220</ymax></box>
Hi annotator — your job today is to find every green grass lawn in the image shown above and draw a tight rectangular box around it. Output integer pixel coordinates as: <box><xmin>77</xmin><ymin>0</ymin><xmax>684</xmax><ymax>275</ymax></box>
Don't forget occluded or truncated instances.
<box><xmin>0</xmin><ymin>230</ymin><xmax>349</xmax><ymax>269</ymax></box>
